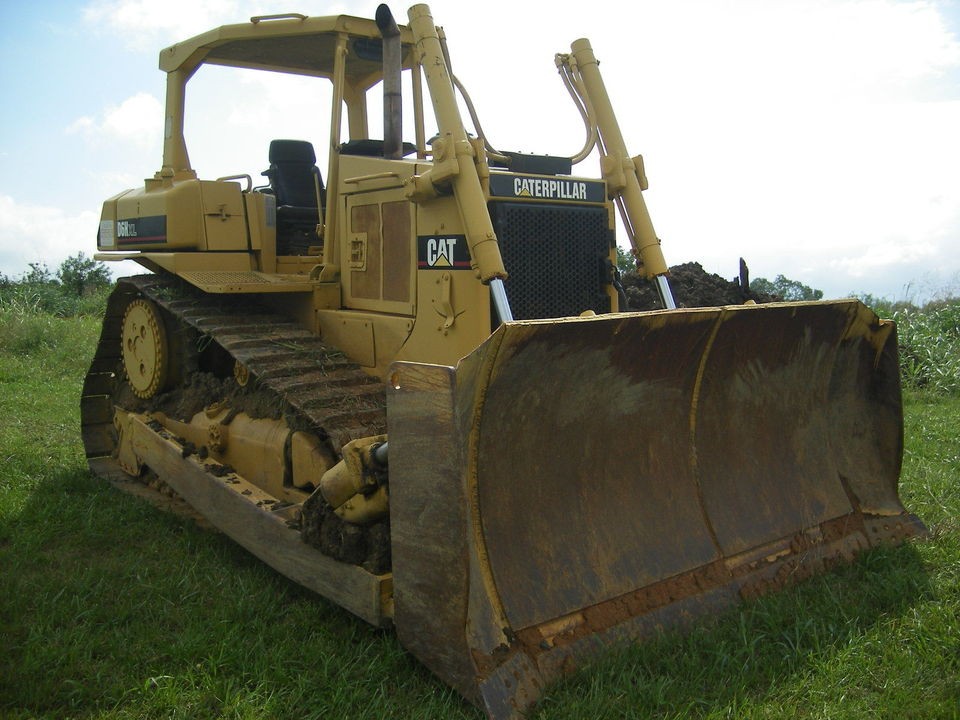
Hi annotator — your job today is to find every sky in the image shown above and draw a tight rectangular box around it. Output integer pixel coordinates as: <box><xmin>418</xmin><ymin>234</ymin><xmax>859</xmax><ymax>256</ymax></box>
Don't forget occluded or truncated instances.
<box><xmin>1</xmin><ymin>0</ymin><xmax>959</xmax><ymax>303</ymax></box>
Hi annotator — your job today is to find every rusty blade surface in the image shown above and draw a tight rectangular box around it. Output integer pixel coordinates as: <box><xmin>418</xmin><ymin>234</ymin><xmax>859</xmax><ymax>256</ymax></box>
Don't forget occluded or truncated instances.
<box><xmin>388</xmin><ymin>300</ymin><xmax>923</xmax><ymax>720</ymax></box>
<box><xmin>474</xmin><ymin>307</ymin><xmax>722</xmax><ymax>628</ymax></box>
<box><xmin>472</xmin><ymin>300</ymin><xmax>901</xmax><ymax>629</ymax></box>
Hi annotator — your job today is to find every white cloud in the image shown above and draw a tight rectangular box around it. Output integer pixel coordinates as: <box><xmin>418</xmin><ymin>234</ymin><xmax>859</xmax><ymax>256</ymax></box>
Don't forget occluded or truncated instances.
<box><xmin>80</xmin><ymin>0</ymin><xmax>384</xmax><ymax>51</ymax></box>
<box><xmin>67</xmin><ymin>92</ymin><xmax>163</xmax><ymax>149</ymax></box>
<box><xmin>82</xmin><ymin>0</ymin><xmax>241</xmax><ymax>51</ymax></box>
<box><xmin>600</xmin><ymin>0</ymin><xmax>960</xmax><ymax>107</ymax></box>
<box><xmin>596</xmin><ymin>0</ymin><xmax>960</xmax><ymax>302</ymax></box>
<box><xmin>60</xmin><ymin>0</ymin><xmax>959</xmax><ymax>303</ymax></box>
<box><xmin>0</xmin><ymin>195</ymin><xmax>100</xmax><ymax>277</ymax></box>
<box><xmin>830</xmin><ymin>240</ymin><xmax>941</xmax><ymax>276</ymax></box>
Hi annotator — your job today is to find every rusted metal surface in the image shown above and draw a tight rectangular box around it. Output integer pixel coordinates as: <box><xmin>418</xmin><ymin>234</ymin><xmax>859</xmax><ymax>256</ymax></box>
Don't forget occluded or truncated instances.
<box><xmin>389</xmin><ymin>299</ymin><xmax>926</xmax><ymax>720</ymax></box>
<box><xmin>472</xmin><ymin>302</ymin><xmax>910</xmax><ymax>633</ymax></box>
<box><xmin>476</xmin><ymin>312</ymin><xmax>721</xmax><ymax>628</ymax></box>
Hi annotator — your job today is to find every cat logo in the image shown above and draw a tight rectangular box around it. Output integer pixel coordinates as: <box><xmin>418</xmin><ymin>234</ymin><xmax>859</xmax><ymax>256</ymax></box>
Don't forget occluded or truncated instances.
<box><xmin>426</xmin><ymin>237</ymin><xmax>457</xmax><ymax>266</ymax></box>
<box><xmin>418</xmin><ymin>234</ymin><xmax>471</xmax><ymax>270</ymax></box>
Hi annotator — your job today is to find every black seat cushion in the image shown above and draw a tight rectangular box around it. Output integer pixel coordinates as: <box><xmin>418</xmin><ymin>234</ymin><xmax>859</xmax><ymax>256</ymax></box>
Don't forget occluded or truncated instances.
<box><xmin>264</xmin><ymin>139</ymin><xmax>322</xmax><ymax>208</ymax></box>
<box><xmin>339</xmin><ymin>139</ymin><xmax>416</xmax><ymax>157</ymax></box>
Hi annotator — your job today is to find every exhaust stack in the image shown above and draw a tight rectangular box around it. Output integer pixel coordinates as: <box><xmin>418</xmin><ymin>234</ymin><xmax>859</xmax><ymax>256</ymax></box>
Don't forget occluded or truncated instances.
<box><xmin>376</xmin><ymin>4</ymin><xmax>403</xmax><ymax>160</ymax></box>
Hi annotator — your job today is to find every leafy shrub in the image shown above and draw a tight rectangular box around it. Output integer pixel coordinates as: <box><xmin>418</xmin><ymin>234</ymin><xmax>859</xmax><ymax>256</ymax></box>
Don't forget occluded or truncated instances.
<box><xmin>752</xmin><ymin>274</ymin><xmax>824</xmax><ymax>301</ymax></box>
<box><xmin>0</xmin><ymin>254</ymin><xmax>111</xmax><ymax>318</ymax></box>
<box><xmin>893</xmin><ymin>299</ymin><xmax>960</xmax><ymax>395</ymax></box>
<box><xmin>57</xmin><ymin>253</ymin><xmax>112</xmax><ymax>297</ymax></box>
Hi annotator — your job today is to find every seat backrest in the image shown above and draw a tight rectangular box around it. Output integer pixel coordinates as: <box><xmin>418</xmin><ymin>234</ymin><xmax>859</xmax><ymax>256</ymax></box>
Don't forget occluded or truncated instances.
<box><xmin>339</xmin><ymin>138</ymin><xmax>417</xmax><ymax>158</ymax></box>
<box><xmin>264</xmin><ymin>139</ymin><xmax>323</xmax><ymax>208</ymax></box>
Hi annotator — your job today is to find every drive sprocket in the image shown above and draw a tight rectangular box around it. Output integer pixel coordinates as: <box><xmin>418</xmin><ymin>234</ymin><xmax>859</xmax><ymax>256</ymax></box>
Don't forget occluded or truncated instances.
<box><xmin>121</xmin><ymin>298</ymin><xmax>168</xmax><ymax>399</ymax></box>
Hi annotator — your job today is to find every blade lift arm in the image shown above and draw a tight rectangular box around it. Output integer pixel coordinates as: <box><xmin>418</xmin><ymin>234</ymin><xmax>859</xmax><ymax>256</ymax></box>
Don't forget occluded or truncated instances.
<box><xmin>405</xmin><ymin>4</ymin><xmax>514</xmax><ymax>323</ymax></box>
<box><xmin>560</xmin><ymin>41</ymin><xmax>677</xmax><ymax>309</ymax></box>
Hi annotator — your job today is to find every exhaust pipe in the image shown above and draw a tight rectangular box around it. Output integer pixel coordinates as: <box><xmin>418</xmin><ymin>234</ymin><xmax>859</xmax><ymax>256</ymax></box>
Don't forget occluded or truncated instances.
<box><xmin>376</xmin><ymin>4</ymin><xmax>402</xmax><ymax>160</ymax></box>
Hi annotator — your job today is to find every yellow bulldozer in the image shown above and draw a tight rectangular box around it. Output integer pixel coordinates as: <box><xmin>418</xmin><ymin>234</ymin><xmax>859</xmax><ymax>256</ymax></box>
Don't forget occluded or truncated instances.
<box><xmin>81</xmin><ymin>4</ymin><xmax>925</xmax><ymax>718</ymax></box>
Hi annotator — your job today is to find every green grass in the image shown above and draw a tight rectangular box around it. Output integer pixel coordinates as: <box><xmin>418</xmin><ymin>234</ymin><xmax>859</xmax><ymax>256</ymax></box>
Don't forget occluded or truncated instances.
<box><xmin>864</xmin><ymin>296</ymin><xmax>960</xmax><ymax>396</ymax></box>
<box><xmin>0</xmin><ymin>303</ymin><xmax>471</xmax><ymax>720</ymax></box>
<box><xmin>1</xmin><ymin>300</ymin><xmax>958</xmax><ymax>719</ymax></box>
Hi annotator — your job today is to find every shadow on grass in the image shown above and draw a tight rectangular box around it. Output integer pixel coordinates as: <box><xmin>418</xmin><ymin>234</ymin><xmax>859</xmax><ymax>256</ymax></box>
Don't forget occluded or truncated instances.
<box><xmin>0</xmin><ymin>467</ymin><xmax>475</xmax><ymax>720</ymax></box>
<box><xmin>534</xmin><ymin>539</ymin><xmax>935</xmax><ymax>719</ymax></box>
<box><xmin>0</xmin><ymin>466</ymin><xmax>938</xmax><ymax>720</ymax></box>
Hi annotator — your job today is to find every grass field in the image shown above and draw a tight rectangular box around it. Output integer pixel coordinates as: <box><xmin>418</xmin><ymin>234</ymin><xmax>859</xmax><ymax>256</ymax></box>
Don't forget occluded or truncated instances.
<box><xmin>1</xmin><ymin>296</ymin><xmax>958</xmax><ymax>719</ymax></box>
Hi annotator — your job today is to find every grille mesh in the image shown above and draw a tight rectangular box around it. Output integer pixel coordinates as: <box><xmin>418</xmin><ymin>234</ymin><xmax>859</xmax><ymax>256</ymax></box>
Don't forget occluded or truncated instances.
<box><xmin>490</xmin><ymin>202</ymin><xmax>612</xmax><ymax>320</ymax></box>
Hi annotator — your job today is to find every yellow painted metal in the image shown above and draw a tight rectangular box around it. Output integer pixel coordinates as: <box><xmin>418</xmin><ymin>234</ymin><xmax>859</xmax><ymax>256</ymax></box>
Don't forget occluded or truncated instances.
<box><xmin>291</xmin><ymin>432</ymin><xmax>338</xmax><ymax>489</ymax></box>
<box><xmin>406</xmin><ymin>4</ymin><xmax>507</xmax><ymax>284</ymax></box>
<box><xmin>200</xmin><ymin>181</ymin><xmax>247</xmax><ymax>250</ymax></box>
<box><xmin>386</xmin><ymin>298</ymin><xmax>923</xmax><ymax>717</ymax></box>
<box><xmin>150</xmin><ymin>407</ymin><xmax>320</xmax><ymax>503</ymax></box>
<box><xmin>161</xmin><ymin>69</ymin><xmax>195</xmax><ymax>179</ymax></box>
<box><xmin>233</xmin><ymin>360</ymin><xmax>250</xmax><ymax>387</ymax></box>
<box><xmin>323</xmin><ymin>32</ymin><xmax>348</xmax><ymax>267</ymax></box>
<box><xmin>314</xmin><ymin>311</ymin><xmax>378</xmax><ymax>368</ymax></box>
<box><xmin>95</xmin><ymin>251</ymin><xmax>255</xmax><ymax>275</ymax></box>
<box><xmin>341</xmin><ymin>180</ymin><xmax>418</xmax><ymax>317</ymax></box>
<box><xmin>94</xmin><ymin>4</ymin><xmax>510</xmax><ymax>376</ymax></box>
<box><xmin>319</xmin><ymin>435</ymin><xmax>389</xmax><ymax>523</ymax></box>
<box><xmin>244</xmin><ymin>190</ymin><xmax>277</xmax><ymax>272</ymax></box>
<box><xmin>109</xmin><ymin>408</ymin><xmax>392</xmax><ymax>627</ymax></box>
<box><xmin>567</xmin><ymin>39</ymin><xmax>669</xmax><ymax>279</ymax></box>
<box><xmin>121</xmin><ymin>299</ymin><xmax>168</xmax><ymax>399</ymax></box>
<box><xmin>176</xmin><ymin>271</ymin><xmax>316</xmax><ymax>294</ymax></box>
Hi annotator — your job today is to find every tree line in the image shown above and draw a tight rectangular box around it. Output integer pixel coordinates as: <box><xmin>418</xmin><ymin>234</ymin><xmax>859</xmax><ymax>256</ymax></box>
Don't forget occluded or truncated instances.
<box><xmin>0</xmin><ymin>253</ymin><xmax>113</xmax><ymax>317</ymax></box>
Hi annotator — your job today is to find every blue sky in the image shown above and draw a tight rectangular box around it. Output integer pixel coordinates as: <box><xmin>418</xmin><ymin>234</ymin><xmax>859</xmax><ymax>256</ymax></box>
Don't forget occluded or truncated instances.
<box><xmin>1</xmin><ymin>0</ymin><xmax>959</xmax><ymax>302</ymax></box>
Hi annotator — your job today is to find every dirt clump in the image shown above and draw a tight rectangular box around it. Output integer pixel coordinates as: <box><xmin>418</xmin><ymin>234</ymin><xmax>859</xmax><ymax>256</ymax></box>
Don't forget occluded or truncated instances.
<box><xmin>622</xmin><ymin>261</ymin><xmax>775</xmax><ymax>311</ymax></box>
<box><xmin>300</xmin><ymin>492</ymin><xmax>392</xmax><ymax>574</ymax></box>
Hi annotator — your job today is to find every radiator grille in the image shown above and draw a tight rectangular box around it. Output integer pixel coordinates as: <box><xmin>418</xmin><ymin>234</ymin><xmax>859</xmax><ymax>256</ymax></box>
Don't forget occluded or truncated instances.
<box><xmin>489</xmin><ymin>202</ymin><xmax>612</xmax><ymax>321</ymax></box>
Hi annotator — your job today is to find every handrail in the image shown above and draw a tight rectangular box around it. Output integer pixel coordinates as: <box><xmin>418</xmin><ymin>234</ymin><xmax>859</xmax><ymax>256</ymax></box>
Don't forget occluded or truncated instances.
<box><xmin>250</xmin><ymin>13</ymin><xmax>307</xmax><ymax>24</ymax></box>
<box><xmin>216</xmin><ymin>174</ymin><xmax>253</xmax><ymax>192</ymax></box>
<box><xmin>343</xmin><ymin>172</ymin><xmax>402</xmax><ymax>185</ymax></box>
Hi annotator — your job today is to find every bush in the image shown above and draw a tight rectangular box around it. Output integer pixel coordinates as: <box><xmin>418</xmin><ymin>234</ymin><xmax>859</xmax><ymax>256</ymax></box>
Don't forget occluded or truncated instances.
<box><xmin>752</xmin><ymin>274</ymin><xmax>824</xmax><ymax>301</ymax></box>
<box><xmin>57</xmin><ymin>253</ymin><xmax>112</xmax><ymax>297</ymax></box>
<box><xmin>893</xmin><ymin>298</ymin><xmax>960</xmax><ymax>395</ymax></box>
<box><xmin>0</xmin><ymin>255</ymin><xmax>111</xmax><ymax>318</ymax></box>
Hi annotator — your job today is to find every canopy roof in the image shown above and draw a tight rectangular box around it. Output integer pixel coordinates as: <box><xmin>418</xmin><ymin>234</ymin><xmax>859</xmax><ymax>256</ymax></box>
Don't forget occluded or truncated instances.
<box><xmin>159</xmin><ymin>12</ymin><xmax>416</xmax><ymax>87</ymax></box>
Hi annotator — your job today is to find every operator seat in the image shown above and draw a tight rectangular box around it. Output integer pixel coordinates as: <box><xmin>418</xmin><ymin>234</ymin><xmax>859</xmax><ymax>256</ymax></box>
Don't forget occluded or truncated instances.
<box><xmin>262</xmin><ymin>139</ymin><xmax>325</xmax><ymax>255</ymax></box>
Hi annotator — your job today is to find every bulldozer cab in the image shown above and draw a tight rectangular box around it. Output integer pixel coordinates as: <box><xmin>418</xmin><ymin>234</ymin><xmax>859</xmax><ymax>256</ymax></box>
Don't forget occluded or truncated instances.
<box><xmin>99</xmin><ymin>4</ymin><xmax>643</xmax><ymax>373</ymax></box>
<box><xmin>155</xmin><ymin>10</ymin><xmax>427</xmax><ymax>256</ymax></box>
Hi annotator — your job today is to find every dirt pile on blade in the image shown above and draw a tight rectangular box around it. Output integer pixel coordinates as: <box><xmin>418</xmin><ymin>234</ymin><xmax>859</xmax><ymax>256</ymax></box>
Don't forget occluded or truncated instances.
<box><xmin>623</xmin><ymin>261</ymin><xmax>775</xmax><ymax>310</ymax></box>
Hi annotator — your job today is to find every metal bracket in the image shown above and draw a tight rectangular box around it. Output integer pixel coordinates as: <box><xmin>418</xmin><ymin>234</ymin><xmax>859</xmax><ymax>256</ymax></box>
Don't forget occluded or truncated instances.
<box><xmin>433</xmin><ymin>271</ymin><xmax>462</xmax><ymax>332</ymax></box>
<box><xmin>348</xmin><ymin>233</ymin><xmax>367</xmax><ymax>270</ymax></box>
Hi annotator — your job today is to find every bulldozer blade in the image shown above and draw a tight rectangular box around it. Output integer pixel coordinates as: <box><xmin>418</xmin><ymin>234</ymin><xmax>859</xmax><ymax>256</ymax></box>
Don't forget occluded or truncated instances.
<box><xmin>386</xmin><ymin>300</ymin><xmax>925</xmax><ymax>719</ymax></box>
